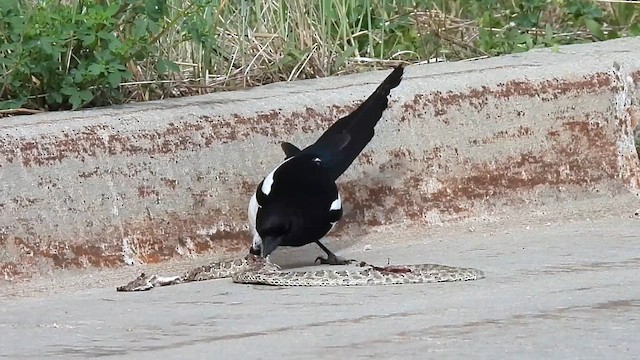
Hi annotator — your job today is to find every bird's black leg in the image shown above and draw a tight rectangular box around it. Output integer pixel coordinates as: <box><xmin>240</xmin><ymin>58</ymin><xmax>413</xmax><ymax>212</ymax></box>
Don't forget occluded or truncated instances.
<box><xmin>314</xmin><ymin>241</ymin><xmax>355</xmax><ymax>265</ymax></box>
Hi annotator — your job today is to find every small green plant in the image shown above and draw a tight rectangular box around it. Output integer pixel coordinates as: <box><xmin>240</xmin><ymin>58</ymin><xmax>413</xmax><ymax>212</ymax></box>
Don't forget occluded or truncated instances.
<box><xmin>0</xmin><ymin>0</ymin><xmax>179</xmax><ymax>110</ymax></box>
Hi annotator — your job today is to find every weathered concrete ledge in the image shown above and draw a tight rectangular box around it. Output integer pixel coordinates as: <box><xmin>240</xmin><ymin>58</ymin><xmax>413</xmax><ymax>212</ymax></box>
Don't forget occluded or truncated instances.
<box><xmin>1</xmin><ymin>38</ymin><xmax>639</xmax><ymax>281</ymax></box>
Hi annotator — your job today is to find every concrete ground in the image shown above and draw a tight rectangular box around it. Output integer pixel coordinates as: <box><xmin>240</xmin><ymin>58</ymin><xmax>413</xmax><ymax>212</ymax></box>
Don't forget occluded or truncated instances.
<box><xmin>1</xmin><ymin>197</ymin><xmax>639</xmax><ymax>359</ymax></box>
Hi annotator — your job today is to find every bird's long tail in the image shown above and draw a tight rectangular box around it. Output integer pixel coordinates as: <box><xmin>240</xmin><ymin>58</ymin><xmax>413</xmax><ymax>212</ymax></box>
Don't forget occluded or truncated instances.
<box><xmin>346</xmin><ymin>65</ymin><xmax>403</xmax><ymax>128</ymax></box>
<box><xmin>313</xmin><ymin>65</ymin><xmax>404</xmax><ymax>180</ymax></box>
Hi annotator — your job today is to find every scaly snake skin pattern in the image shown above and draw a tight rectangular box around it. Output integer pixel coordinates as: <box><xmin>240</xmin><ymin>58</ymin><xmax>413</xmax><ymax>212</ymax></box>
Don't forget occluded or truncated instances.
<box><xmin>116</xmin><ymin>254</ymin><xmax>485</xmax><ymax>291</ymax></box>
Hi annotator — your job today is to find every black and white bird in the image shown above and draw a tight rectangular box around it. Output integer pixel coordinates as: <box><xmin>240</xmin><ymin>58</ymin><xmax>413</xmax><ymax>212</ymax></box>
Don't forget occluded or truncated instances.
<box><xmin>248</xmin><ymin>65</ymin><xmax>404</xmax><ymax>265</ymax></box>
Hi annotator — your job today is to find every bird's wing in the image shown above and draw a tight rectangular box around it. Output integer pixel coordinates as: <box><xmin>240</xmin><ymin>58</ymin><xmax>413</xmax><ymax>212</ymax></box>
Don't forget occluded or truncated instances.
<box><xmin>280</xmin><ymin>142</ymin><xmax>301</xmax><ymax>159</ymax></box>
<box><xmin>303</xmin><ymin>65</ymin><xmax>404</xmax><ymax>180</ymax></box>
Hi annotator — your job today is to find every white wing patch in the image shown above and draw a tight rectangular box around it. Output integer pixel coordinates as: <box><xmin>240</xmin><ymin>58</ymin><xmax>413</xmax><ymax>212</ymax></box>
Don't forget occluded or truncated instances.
<box><xmin>261</xmin><ymin>157</ymin><xmax>293</xmax><ymax>196</ymax></box>
<box><xmin>330</xmin><ymin>193</ymin><xmax>341</xmax><ymax>211</ymax></box>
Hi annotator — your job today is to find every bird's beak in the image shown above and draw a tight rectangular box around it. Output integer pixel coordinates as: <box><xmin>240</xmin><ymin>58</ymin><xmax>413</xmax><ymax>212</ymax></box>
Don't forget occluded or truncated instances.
<box><xmin>261</xmin><ymin>236</ymin><xmax>282</xmax><ymax>258</ymax></box>
<box><xmin>249</xmin><ymin>245</ymin><xmax>261</xmax><ymax>256</ymax></box>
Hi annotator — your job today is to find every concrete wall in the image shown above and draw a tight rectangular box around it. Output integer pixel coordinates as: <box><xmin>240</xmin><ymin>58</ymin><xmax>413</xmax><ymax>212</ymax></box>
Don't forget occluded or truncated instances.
<box><xmin>1</xmin><ymin>38</ymin><xmax>639</xmax><ymax>281</ymax></box>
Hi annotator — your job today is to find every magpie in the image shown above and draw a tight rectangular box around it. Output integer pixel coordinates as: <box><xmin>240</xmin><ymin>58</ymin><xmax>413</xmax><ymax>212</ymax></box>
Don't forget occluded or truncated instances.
<box><xmin>248</xmin><ymin>65</ymin><xmax>404</xmax><ymax>265</ymax></box>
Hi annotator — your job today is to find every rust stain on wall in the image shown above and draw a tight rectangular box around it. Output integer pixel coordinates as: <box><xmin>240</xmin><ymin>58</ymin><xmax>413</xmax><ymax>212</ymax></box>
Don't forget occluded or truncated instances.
<box><xmin>0</xmin><ymin>104</ymin><xmax>359</xmax><ymax>169</ymax></box>
<box><xmin>336</xmin><ymin>116</ymin><xmax>620</xmax><ymax>229</ymax></box>
<box><xmin>137</xmin><ymin>184</ymin><xmax>159</xmax><ymax>198</ymax></box>
<box><xmin>161</xmin><ymin>177</ymin><xmax>178</xmax><ymax>190</ymax></box>
<box><xmin>469</xmin><ymin>125</ymin><xmax>535</xmax><ymax>146</ymax></box>
<box><xmin>13</xmin><ymin>236</ymin><xmax>122</xmax><ymax>269</ymax></box>
<box><xmin>0</xmin><ymin>263</ymin><xmax>22</xmax><ymax>281</ymax></box>
<box><xmin>427</xmin><ymin>122</ymin><xmax>617</xmax><ymax>207</ymax></box>
<box><xmin>402</xmin><ymin>73</ymin><xmax>615</xmax><ymax>120</ymax></box>
<box><xmin>2</xmin><ymin>209</ymin><xmax>252</xmax><ymax>280</ymax></box>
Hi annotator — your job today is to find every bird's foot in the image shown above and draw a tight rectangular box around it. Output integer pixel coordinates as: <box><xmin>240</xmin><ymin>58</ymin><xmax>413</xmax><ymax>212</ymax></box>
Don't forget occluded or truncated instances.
<box><xmin>315</xmin><ymin>254</ymin><xmax>356</xmax><ymax>265</ymax></box>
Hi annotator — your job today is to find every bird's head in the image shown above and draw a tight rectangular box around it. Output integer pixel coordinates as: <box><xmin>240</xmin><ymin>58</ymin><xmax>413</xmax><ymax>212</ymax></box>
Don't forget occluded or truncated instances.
<box><xmin>252</xmin><ymin>215</ymin><xmax>292</xmax><ymax>258</ymax></box>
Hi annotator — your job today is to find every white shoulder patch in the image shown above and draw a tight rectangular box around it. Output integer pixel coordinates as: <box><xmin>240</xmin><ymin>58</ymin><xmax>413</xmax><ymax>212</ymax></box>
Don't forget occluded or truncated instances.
<box><xmin>252</xmin><ymin>232</ymin><xmax>263</xmax><ymax>249</ymax></box>
<box><xmin>330</xmin><ymin>193</ymin><xmax>341</xmax><ymax>211</ymax></box>
<box><xmin>248</xmin><ymin>193</ymin><xmax>262</xmax><ymax>249</ymax></box>
<box><xmin>248</xmin><ymin>192</ymin><xmax>259</xmax><ymax>234</ymax></box>
<box><xmin>261</xmin><ymin>157</ymin><xmax>293</xmax><ymax>196</ymax></box>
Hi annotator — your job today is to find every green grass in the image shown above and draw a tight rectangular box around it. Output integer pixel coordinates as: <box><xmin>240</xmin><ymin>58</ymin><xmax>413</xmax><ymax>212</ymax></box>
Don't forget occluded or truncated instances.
<box><xmin>1</xmin><ymin>0</ymin><xmax>639</xmax><ymax>114</ymax></box>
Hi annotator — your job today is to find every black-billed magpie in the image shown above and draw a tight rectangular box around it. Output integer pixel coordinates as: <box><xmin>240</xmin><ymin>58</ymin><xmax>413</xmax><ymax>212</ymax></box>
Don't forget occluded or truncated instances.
<box><xmin>248</xmin><ymin>65</ymin><xmax>404</xmax><ymax>265</ymax></box>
